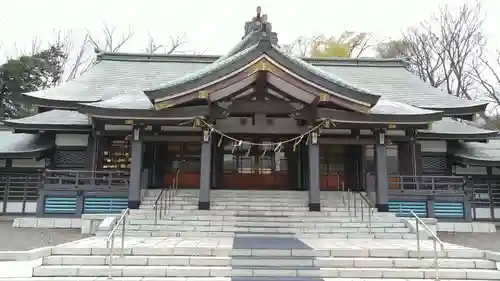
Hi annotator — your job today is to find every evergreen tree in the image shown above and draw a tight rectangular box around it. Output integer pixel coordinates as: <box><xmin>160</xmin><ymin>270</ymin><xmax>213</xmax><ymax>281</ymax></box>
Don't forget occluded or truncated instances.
<box><xmin>0</xmin><ymin>43</ymin><xmax>67</xmax><ymax>118</ymax></box>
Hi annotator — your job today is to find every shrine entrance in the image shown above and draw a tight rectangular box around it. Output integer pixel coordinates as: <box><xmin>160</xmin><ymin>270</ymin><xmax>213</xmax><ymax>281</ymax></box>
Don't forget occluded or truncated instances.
<box><xmin>220</xmin><ymin>138</ymin><xmax>291</xmax><ymax>190</ymax></box>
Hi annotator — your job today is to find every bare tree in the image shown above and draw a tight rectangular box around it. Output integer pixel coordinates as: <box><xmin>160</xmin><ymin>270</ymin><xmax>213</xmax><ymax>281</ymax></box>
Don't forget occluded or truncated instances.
<box><xmin>470</xmin><ymin>49</ymin><xmax>500</xmax><ymax>115</ymax></box>
<box><xmin>144</xmin><ymin>31</ymin><xmax>188</xmax><ymax>54</ymax></box>
<box><xmin>86</xmin><ymin>24</ymin><xmax>135</xmax><ymax>52</ymax></box>
<box><xmin>378</xmin><ymin>3</ymin><xmax>484</xmax><ymax>96</ymax></box>
<box><xmin>60</xmin><ymin>24</ymin><xmax>193</xmax><ymax>81</ymax></box>
<box><xmin>375</xmin><ymin>2</ymin><xmax>500</xmax><ymax>128</ymax></box>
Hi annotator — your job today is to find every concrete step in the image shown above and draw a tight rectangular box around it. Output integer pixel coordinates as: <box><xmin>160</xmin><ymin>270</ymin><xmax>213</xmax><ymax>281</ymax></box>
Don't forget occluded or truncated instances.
<box><xmin>49</xmin><ymin>246</ymin><xmax>485</xmax><ymax>258</ymax></box>
<box><xmin>6</xmin><ymin>277</ymin><xmax>497</xmax><ymax>281</ymax></box>
<box><xmin>139</xmin><ymin>205</ymin><xmax>361</xmax><ymax>212</ymax></box>
<box><xmin>129</xmin><ymin>209</ymin><xmax>373</xmax><ymax>217</ymax></box>
<box><xmin>32</xmin><ymin>265</ymin><xmax>500</xmax><ymax>278</ymax></box>
<box><xmin>127</xmin><ymin>219</ymin><xmax>406</xmax><ymax>228</ymax></box>
<box><xmin>95</xmin><ymin>231</ymin><xmax>417</xmax><ymax>239</ymax></box>
<box><xmin>233</xmin><ymin>256</ymin><xmax>496</xmax><ymax>269</ymax></box>
<box><xmin>33</xmin><ymin>265</ymin><xmax>231</xmax><ymax>277</ymax></box>
<box><xmin>140</xmin><ymin>199</ymin><xmax>355</xmax><ymax>206</ymax></box>
<box><xmin>43</xmin><ymin>255</ymin><xmax>230</xmax><ymax>266</ymax></box>
<box><xmin>112</xmin><ymin>225</ymin><xmax>411</xmax><ymax>234</ymax></box>
<box><xmin>127</xmin><ymin>214</ymin><xmax>398</xmax><ymax>223</ymax></box>
<box><xmin>42</xmin><ymin>255</ymin><xmax>496</xmax><ymax>269</ymax></box>
<box><xmin>142</xmin><ymin>196</ymin><xmax>361</xmax><ymax>204</ymax></box>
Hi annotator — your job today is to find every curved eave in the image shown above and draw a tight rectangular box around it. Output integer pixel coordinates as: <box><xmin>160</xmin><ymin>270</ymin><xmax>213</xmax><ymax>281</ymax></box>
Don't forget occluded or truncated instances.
<box><xmin>317</xmin><ymin>108</ymin><xmax>443</xmax><ymax>126</ymax></box>
<box><xmin>81</xmin><ymin>105</ymin><xmax>208</xmax><ymax>121</ymax></box>
<box><xmin>421</xmin><ymin>103</ymin><xmax>488</xmax><ymax>117</ymax></box>
<box><xmin>16</xmin><ymin>93</ymin><xmax>91</xmax><ymax>109</ymax></box>
<box><xmin>2</xmin><ymin>121</ymin><xmax>92</xmax><ymax>132</ymax></box>
<box><xmin>452</xmin><ymin>155</ymin><xmax>500</xmax><ymax>167</ymax></box>
<box><xmin>146</xmin><ymin>38</ymin><xmax>380</xmax><ymax>107</ymax></box>
<box><xmin>0</xmin><ymin>131</ymin><xmax>55</xmax><ymax>159</ymax></box>
<box><xmin>417</xmin><ymin>118</ymin><xmax>498</xmax><ymax>140</ymax></box>
<box><xmin>417</xmin><ymin>132</ymin><xmax>497</xmax><ymax>140</ymax></box>
<box><xmin>0</xmin><ymin>145</ymin><xmax>54</xmax><ymax>159</ymax></box>
<box><xmin>2</xmin><ymin>110</ymin><xmax>92</xmax><ymax>132</ymax></box>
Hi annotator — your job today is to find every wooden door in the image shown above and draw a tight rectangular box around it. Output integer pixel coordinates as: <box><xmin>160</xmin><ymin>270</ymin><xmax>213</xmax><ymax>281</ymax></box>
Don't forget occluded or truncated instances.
<box><xmin>221</xmin><ymin>140</ymin><xmax>289</xmax><ymax>190</ymax></box>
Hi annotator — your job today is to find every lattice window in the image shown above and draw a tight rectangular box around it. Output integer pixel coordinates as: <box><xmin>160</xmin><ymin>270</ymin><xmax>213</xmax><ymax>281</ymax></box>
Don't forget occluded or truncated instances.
<box><xmin>421</xmin><ymin>156</ymin><xmax>447</xmax><ymax>173</ymax></box>
<box><xmin>54</xmin><ymin>150</ymin><xmax>85</xmax><ymax>169</ymax></box>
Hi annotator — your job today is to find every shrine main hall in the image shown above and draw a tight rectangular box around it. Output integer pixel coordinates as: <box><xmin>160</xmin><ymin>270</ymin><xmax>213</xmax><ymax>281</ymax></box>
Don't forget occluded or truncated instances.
<box><xmin>0</xmin><ymin>9</ymin><xmax>499</xmax><ymax>221</ymax></box>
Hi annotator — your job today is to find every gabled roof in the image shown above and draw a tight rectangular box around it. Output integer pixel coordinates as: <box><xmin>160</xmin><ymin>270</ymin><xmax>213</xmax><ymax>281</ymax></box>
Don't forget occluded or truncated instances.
<box><xmin>144</xmin><ymin>35</ymin><xmax>381</xmax><ymax>110</ymax></box>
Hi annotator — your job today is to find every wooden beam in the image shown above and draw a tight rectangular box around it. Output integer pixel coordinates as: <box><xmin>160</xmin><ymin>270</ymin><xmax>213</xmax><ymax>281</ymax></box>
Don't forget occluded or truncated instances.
<box><xmin>209</xmin><ymin>73</ymin><xmax>258</xmax><ymax>102</ymax></box>
<box><xmin>268</xmin><ymin>66</ymin><xmax>371</xmax><ymax>113</ymax></box>
<box><xmin>155</xmin><ymin>70</ymin><xmax>258</xmax><ymax>109</ymax></box>
<box><xmin>226</xmin><ymin>100</ymin><xmax>296</xmax><ymax>114</ymax></box>
<box><xmin>254</xmin><ymin>71</ymin><xmax>267</xmax><ymax>101</ymax></box>
<box><xmin>267</xmin><ymin>73</ymin><xmax>317</xmax><ymax>104</ymax></box>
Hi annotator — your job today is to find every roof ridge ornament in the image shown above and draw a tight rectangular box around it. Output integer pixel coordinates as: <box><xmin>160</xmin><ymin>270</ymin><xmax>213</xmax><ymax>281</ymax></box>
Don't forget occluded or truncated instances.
<box><xmin>243</xmin><ymin>6</ymin><xmax>278</xmax><ymax>45</ymax></box>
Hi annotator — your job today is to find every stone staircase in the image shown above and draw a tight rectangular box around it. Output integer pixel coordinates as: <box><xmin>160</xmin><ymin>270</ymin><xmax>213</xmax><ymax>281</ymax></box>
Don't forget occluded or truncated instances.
<box><xmin>11</xmin><ymin>189</ymin><xmax>500</xmax><ymax>280</ymax></box>
<box><xmin>108</xmin><ymin>189</ymin><xmax>415</xmax><ymax>239</ymax></box>
<box><xmin>31</xmin><ymin>246</ymin><xmax>500</xmax><ymax>280</ymax></box>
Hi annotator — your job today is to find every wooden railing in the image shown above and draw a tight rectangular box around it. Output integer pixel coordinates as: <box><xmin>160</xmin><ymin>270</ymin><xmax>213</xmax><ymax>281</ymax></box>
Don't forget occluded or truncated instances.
<box><xmin>0</xmin><ymin>173</ymin><xmax>42</xmax><ymax>202</ymax></box>
<box><xmin>366</xmin><ymin>173</ymin><xmax>467</xmax><ymax>194</ymax></box>
<box><xmin>469</xmin><ymin>176</ymin><xmax>500</xmax><ymax>220</ymax></box>
<box><xmin>43</xmin><ymin>169</ymin><xmax>129</xmax><ymax>189</ymax></box>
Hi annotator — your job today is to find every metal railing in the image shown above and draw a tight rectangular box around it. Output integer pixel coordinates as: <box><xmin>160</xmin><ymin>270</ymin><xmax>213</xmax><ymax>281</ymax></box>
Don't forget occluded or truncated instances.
<box><xmin>343</xmin><ymin>182</ymin><xmax>374</xmax><ymax>234</ymax></box>
<box><xmin>154</xmin><ymin>169</ymin><xmax>181</xmax><ymax>225</ymax></box>
<box><xmin>410</xmin><ymin>210</ymin><xmax>445</xmax><ymax>281</ymax></box>
<box><xmin>106</xmin><ymin>208</ymin><xmax>130</xmax><ymax>279</ymax></box>
<box><xmin>358</xmin><ymin>192</ymin><xmax>374</xmax><ymax>234</ymax></box>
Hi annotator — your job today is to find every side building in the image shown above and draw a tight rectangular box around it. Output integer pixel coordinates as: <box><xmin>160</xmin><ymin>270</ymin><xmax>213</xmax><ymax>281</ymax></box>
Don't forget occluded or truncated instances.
<box><xmin>0</xmin><ymin>11</ymin><xmax>499</xmax><ymax>220</ymax></box>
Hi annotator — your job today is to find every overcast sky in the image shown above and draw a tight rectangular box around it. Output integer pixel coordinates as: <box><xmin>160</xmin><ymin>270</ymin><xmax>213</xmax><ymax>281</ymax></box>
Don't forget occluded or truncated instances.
<box><xmin>0</xmin><ymin>0</ymin><xmax>498</xmax><ymax>59</ymax></box>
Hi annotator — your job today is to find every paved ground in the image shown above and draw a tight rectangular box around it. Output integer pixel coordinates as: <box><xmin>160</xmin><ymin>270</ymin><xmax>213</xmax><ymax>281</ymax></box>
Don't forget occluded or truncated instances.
<box><xmin>439</xmin><ymin>230</ymin><xmax>500</xmax><ymax>252</ymax></box>
<box><xmin>0</xmin><ymin>220</ymin><xmax>89</xmax><ymax>251</ymax></box>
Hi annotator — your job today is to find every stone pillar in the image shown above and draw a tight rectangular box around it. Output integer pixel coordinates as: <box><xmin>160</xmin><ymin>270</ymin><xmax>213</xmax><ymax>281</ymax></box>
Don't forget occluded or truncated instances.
<box><xmin>374</xmin><ymin>131</ymin><xmax>389</xmax><ymax>212</ymax></box>
<box><xmin>199</xmin><ymin>129</ymin><xmax>212</xmax><ymax>210</ymax></box>
<box><xmin>308</xmin><ymin>133</ymin><xmax>321</xmax><ymax>211</ymax></box>
<box><xmin>128</xmin><ymin>128</ymin><xmax>144</xmax><ymax>209</ymax></box>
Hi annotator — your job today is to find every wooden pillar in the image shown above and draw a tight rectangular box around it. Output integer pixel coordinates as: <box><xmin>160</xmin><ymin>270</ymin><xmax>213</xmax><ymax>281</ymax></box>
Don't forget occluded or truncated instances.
<box><xmin>374</xmin><ymin>130</ymin><xmax>389</xmax><ymax>212</ymax></box>
<box><xmin>398</xmin><ymin>130</ymin><xmax>422</xmax><ymax>176</ymax></box>
<box><xmin>83</xmin><ymin>133</ymin><xmax>97</xmax><ymax>170</ymax></box>
<box><xmin>198</xmin><ymin>129</ymin><xmax>212</xmax><ymax>210</ymax></box>
<box><xmin>308</xmin><ymin>132</ymin><xmax>321</xmax><ymax>211</ymax></box>
<box><xmin>128</xmin><ymin>127</ymin><xmax>144</xmax><ymax>209</ymax></box>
